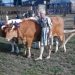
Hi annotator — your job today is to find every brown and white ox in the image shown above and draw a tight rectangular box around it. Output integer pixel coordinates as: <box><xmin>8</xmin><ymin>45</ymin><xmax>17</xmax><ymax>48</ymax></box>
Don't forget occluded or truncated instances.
<box><xmin>1</xmin><ymin>19</ymin><xmax>41</xmax><ymax>57</ymax></box>
<box><xmin>1</xmin><ymin>16</ymin><xmax>66</xmax><ymax>60</ymax></box>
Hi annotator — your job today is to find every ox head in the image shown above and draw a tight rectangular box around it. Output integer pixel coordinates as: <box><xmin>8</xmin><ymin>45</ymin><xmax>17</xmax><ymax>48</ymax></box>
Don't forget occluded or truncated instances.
<box><xmin>1</xmin><ymin>24</ymin><xmax>17</xmax><ymax>41</ymax></box>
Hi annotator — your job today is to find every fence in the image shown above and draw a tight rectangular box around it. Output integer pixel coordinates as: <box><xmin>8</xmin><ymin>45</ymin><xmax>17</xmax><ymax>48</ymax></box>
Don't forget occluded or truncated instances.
<box><xmin>47</xmin><ymin>2</ymin><xmax>71</xmax><ymax>15</ymax></box>
<box><xmin>0</xmin><ymin>6</ymin><xmax>32</xmax><ymax>20</ymax></box>
<box><xmin>0</xmin><ymin>2</ymin><xmax>73</xmax><ymax>20</ymax></box>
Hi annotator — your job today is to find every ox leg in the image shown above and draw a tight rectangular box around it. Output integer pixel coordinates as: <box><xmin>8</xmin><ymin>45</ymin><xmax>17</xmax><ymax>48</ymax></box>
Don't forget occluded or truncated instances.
<box><xmin>61</xmin><ymin>36</ymin><xmax>66</xmax><ymax>52</ymax></box>
<box><xmin>24</xmin><ymin>49</ymin><xmax>27</xmax><ymax>56</ymax></box>
<box><xmin>11</xmin><ymin>42</ymin><xmax>15</xmax><ymax>53</ymax></box>
<box><xmin>46</xmin><ymin>45</ymin><xmax>52</xmax><ymax>59</ymax></box>
<box><xmin>27</xmin><ymin>47</ymin><xmax>31</xmax><ymax>58</ymax></box>
<box><xmin>14</xmin><ymin>42</ymin><xmax>19</xmax><ymax>54</ymax></box>
<box><xmin>63</xmin><ymin>43</ymin><xmax>66</xmax><ymax>52</ymax></box>
<box><xmin>51</xmin><ymin>36</ymin><xmax>53</xmax><ymax>46</ymax></box>
<box><xmin>38</xmin><ymin>41</ymin><xmax>41</xmax><ymax>49</ymax></box>
<box><xmin>35</xmin><ymin>46</ymin><xmax>44</xmax><ymax>60</ymax></box>
<box><xmin>61</xmin><ymin>42</ymin><xmax>66</xmax><ymax>53</ymax></box>
<box><xmin>63</xmin><ymin>36</ymin><xmax>66</xmax><ymax>52</ymax></box>
<box><xmin>55</xmin><ymin>39</ymin><xmax>59</xmax><ymax>52</ymax></box>
<box><xmin>27</xmin><ymin>38</ymin><xmax>32</xmax><ymax>58</ymax></box>
<box><xmin>61</xmin><ymin>39</ymin><xmax>66</xmax><ymax>53</ymax></box>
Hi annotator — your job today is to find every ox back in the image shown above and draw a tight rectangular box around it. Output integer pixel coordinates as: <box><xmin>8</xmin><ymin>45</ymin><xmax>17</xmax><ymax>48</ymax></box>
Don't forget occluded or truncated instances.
<box><xmin>18</xmin><ymin>19</ymin><xmax>41</xmax><ymax>41</ymax></box>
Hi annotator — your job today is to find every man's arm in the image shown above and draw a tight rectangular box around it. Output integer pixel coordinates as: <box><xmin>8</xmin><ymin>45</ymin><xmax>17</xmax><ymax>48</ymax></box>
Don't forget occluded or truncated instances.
<box><xmin>47</xmin><ymin>17</ymin><xmax>52</xmax><ymax>29</ymax></box>
<box><xmin>47</xmin><ymin>17</ymin><xmax>53</xmax><ymax>37</ymax></box>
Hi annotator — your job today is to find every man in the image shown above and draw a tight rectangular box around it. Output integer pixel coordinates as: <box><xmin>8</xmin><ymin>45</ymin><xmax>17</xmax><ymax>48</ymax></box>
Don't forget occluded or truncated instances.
<box><xmin>39</xmin><ymin>10</ymin><xmax>52</xmax><ymax>46</ymax></box>
<box><xmin>35</xmin><ymin>10</ymin><xmax>52</xmax><ymax>60</ymax></box>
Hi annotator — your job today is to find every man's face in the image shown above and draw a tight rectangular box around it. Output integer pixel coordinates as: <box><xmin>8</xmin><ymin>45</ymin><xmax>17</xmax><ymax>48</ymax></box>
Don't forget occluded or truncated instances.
<box><xmin>37</xmin><ymin>12</ymin><xmax>40</xmax><ymax>17</ymax></box>
<box><xmin>40</xmin><ymin>12</ymin><xmax>45</xmax><ymax>18</ymax></box>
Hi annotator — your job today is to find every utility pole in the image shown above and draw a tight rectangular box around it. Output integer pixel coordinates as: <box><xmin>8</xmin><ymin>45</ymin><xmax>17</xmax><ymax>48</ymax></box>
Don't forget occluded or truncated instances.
<box><xmin>0</xmin><ymin>0</ymin><xmax>2</xmax><ymax>20</ymax></box>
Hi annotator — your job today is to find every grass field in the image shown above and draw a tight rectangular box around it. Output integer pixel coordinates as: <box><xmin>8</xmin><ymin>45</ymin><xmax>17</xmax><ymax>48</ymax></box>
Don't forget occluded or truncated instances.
<box><xmin>0</xmin><ymin>14</ymin><xmax>75</xmax><ymax>75</ymax></box>
<box><xmin>0</xmin><ymin>36</ymin><xmax>75</xmax><ymax>75</ymax></box>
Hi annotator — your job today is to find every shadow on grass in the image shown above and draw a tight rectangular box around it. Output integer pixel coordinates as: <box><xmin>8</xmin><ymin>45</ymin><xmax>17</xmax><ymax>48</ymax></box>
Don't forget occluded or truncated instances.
<box><xmin>0</xmin><ymin>37</ymin><xmax>35</xmax><ymax>58</ymax></box>
<box><xmin>0</xmin><ymin>42</ymin><xmax>11</xmax><ymax>52</ymax></box>
<box><xmin>0</xmin><ymin>41</ymin><xmax>26</xmax><ymax>56</ymax></box>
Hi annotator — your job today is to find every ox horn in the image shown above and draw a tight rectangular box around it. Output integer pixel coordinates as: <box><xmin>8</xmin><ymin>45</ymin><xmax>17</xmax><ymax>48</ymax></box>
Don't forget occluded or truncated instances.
<box><xmin>11</xmin><ymin>25</ymin><xmax>15</xmax><ymax>31</ymax></box>
<box><xmin>1</xmin><ymin>25</ymin><xmax>6</xmax><ymax>30</ymax></box>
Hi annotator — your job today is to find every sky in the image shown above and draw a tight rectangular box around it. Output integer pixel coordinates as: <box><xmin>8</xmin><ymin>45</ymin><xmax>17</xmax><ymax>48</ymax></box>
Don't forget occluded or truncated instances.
<box><xmin>2</xmin><ymin>0</ymin><xmax>26</xmax><ymax>3</ymax></box>
<box><xmin>2</xmin><ymin>0</ymin><xmax>27</xmax><ymax>6</ymax></box>
<box><xmin>2</xmin><ymin>0</ymin><xmax>75</xmax><ymax>3</ymax></box>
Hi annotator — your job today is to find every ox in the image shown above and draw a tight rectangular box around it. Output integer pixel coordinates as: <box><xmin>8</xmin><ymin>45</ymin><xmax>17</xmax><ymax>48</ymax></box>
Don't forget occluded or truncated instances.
<box><xmin>51</xmin><ymin>16</ymin><xmax>66</xmax><ymax>52</ymax></box>
<box><xmin>0</xmin><ymin>19</ymin><xmax>23</xmax><ymax>53</ymax></box>
<box><xmin>35</xmin><ymin>16</ymin><xmax>66</xmax><ymax>60</ymax></box>
<box><xmin>1</xmin><ymin>16</ymin><xmax>66</xmax><ymax>60</ymax></box>
<box><xmin>47</xmin><ymin>16</ymin><xmax>66</xmax><ymax>59</ymax></box>
<box><xmin>2</xmin><ymin>19</ymin><xmax>41</xmax><ymax>57</ymax></box>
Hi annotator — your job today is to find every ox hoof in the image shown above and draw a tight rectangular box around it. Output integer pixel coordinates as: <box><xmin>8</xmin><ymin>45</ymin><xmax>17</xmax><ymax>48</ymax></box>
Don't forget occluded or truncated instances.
<box><xmin>27</xmin><ymin>56</ymin><xmax>31</xmax><ymax>58</ymax></box>
<box><xmin>11</xmin><ymin>50</ymin><xmax>14</xmax><ymax>53</ymax></box>
<box><xmin>55</xmin><ymin>50</ymin><xmax>58</xmax><ymax>53</ymax></box>
<box><xmin>16</xmin><ymin>51</ymin><xmax>19</xmax><ymax>54</ymax></box>
<box><xmin>46</xmin><ymin>56</ymin><xmax>50</xmax><ymax>59</ymax></box>
<box><xmin>35</xmin><ymin>57</ymin><xmax>42</xmax><ymax>60</ymax></box>
<box><xmin>64</xmin><ymin>50</ymin><xmax>66</xmax><ymax>53</ymax></box>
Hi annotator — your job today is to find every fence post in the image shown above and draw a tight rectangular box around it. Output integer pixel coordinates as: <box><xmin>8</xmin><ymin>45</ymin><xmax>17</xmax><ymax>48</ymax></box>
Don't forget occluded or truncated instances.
<box><xmin>74</xmin><ymin>16</ymin><xmax>75</xmax><ymax>25</ymax></box>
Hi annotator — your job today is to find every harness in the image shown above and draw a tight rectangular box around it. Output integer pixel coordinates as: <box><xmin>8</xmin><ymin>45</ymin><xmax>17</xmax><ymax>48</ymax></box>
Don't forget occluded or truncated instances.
<box><xmin>40</xmin><ymin>18</ymin><xmax>49</xmax><ymax>28</ymax></box>
<box><xmin>14</xmin><ymin>22</ymin><xmax>20</xmax><ymax>28</ymax></box>
<box><xmin>11</xmin><ymin>21</ymin><xmax>20</xmax><ymax>28</ymax></box>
